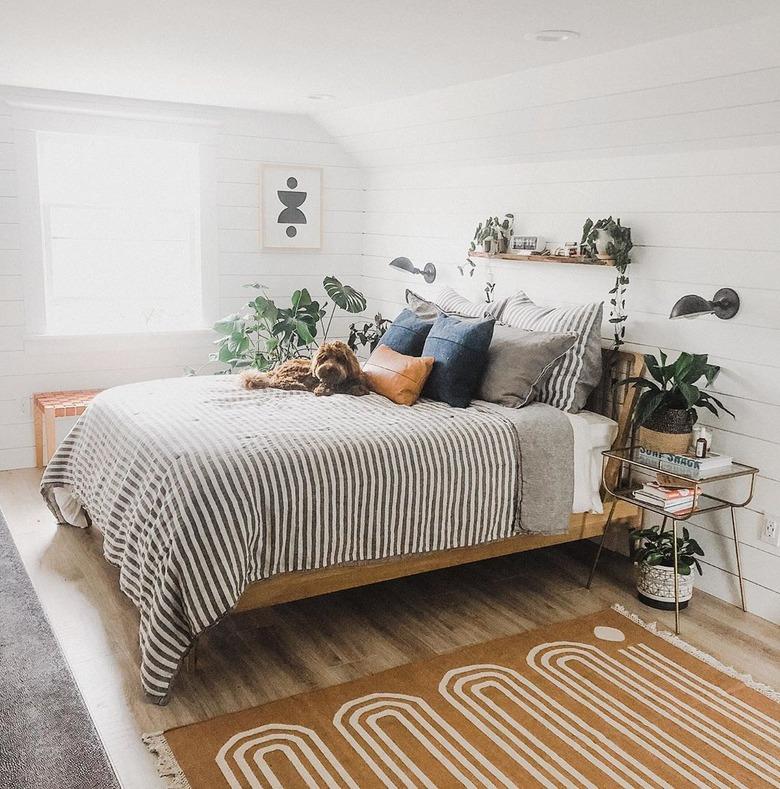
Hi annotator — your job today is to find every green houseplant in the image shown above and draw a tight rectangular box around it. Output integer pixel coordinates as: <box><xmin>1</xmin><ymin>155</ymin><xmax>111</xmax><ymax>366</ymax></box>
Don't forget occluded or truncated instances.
<box><xmin>582</xmin><ymin>216</ymin><xmax>632</xmax><ymax>348</ymax></box>
<box><xmin>456</xmin><ymin>257</ymin><xmax>496</xmax><ymax>306</ymax></box>
<box><xmin>470</xmin><ymin>214</ymin><xmax>514</xmax><ymax>255</ymax></box>
<box><xmin>211</xmin><ymin>276</ymin><xmax>367</xmax><ymax>371</ymax></box>
<box><xmin>347</xmin><ymin>313</ymin><xmax>391</xmax><ymax>354</ymax></box>
<box><xmin>631</xmin><ymin>522</ymin><xmax>704</xmax><ymax>609</ymax></box>
<box><xmin>624</xmin><ymin>350</ymin><xmax>734</xmax><ymax>453</ymax></box>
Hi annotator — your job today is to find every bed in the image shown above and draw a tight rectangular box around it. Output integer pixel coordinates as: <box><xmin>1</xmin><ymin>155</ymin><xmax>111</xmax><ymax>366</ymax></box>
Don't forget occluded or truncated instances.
<box><xmin>41</xmin><ymin>349</ymin><xmax>641</xmax><ymax>702</ymax></box>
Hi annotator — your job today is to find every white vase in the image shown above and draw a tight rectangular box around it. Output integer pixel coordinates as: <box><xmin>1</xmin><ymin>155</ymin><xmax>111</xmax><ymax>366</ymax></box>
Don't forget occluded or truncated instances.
<box><xmin>594</xmin><ymin>229</ymin><xmax>615</xmax><ymax>261</ymax></box>
<box><xmin>636</xmin><ymin>563</ymin><xmax>694</xmax><ymax>610</ymax></box>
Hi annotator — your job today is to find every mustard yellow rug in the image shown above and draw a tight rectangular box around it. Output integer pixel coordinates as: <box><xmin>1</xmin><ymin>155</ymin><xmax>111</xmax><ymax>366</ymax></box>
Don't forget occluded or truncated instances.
<box><xmin>144</xmin><ymin>605</ymin><xmax>780</xmax><ymax>788</ymax></box>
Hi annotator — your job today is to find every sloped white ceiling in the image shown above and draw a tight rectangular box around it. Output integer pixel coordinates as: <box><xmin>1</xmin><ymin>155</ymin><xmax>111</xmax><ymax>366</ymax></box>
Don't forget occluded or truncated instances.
<box><xmin>0</xmin><ymin>0</ymin><xmax>777</xmax><ymax>113</ymax></box>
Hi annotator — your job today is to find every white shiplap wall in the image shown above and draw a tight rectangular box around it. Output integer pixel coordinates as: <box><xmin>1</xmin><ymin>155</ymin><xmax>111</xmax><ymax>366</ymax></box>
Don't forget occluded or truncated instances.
<box><xmin>0</xmin><ymin>88</ymin><xmax>362</xmax><ymax>469</ymax></box>
<box><xmin>317</xmin><ymin>15</ymin><xmax>780</xmax><ymax>622</ymax></box>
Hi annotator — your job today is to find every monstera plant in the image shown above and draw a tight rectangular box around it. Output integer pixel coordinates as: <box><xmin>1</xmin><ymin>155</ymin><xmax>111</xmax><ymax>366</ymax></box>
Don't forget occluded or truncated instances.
<box><xmin>211</xmin><ymin>276</ymin><xmax>367</xmax><ymax>371</ymax></box>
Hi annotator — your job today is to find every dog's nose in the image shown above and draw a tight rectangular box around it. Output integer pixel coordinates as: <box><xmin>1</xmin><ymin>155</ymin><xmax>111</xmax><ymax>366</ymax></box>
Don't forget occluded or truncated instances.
<box><xmin>319</xmin><ymin>363</ymin><xmax>345</xmax><ymax>381</ymax></box>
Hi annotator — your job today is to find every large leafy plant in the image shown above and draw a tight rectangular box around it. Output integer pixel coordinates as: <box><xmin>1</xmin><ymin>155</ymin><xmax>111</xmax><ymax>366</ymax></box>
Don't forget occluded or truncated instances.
<box><xmin>581</xmin><ymin>216</ymin><xmax>633</xmax><ymax>348</ymax></box>
<box><xmin>632</xmin><ymin>522</ymin><xmax>704</xmax><ymax>576</ymax></box>
<box><xmin>624</xmin><ymin>351</ymin><xmax>734</xmax><ymax>427</ymax></box>
<box><xmin>212</xmin><ymin>276</ymin><xmax>367</xmax><ymax>371</ymax></box>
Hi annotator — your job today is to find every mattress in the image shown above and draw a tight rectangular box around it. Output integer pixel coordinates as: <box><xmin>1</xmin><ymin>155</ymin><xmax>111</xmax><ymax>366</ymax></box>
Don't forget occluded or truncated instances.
<box><xmin>567</xmin><ymin>409</ymin><xmax>619</xmax><ymax>514</ymax></box>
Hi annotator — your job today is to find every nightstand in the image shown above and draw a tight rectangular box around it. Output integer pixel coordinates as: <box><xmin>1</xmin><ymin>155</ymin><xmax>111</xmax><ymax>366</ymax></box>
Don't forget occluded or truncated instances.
<box><xmin>586</xmin><ymin>445</ymin><xmax>758</xmax><ymax>633</ymax></box>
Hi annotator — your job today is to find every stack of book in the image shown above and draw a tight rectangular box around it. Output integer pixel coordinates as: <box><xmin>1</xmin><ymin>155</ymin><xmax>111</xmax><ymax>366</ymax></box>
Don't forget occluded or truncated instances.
<box><xmin>633</xmin><ymin>481</ymin><xmax>700</xmax><ymax>513</ymax></box>
<box><xmin>636</xmin><ymin>447</ymin><xmax>733</xmax><ymax>480</ymax></box>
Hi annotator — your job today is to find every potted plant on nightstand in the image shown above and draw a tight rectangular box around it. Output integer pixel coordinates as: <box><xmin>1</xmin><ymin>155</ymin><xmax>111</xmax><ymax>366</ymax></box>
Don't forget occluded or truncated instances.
<box><xmin>631</xmin><ymin>522</ymin><xmax>704</xmax><ymax>609</ymax></box>
<box><xmin>624</xmin><ymin>350</ymin><xmax>734</xmax><ymax>454</ymax></box>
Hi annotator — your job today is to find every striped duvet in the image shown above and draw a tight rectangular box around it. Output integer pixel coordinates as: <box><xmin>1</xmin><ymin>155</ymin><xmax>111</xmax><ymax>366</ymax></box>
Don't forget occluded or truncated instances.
<box><xmin>41</xmin><ymin>375</ymin><xmax>573</xmax><ymax>701</ymax></box>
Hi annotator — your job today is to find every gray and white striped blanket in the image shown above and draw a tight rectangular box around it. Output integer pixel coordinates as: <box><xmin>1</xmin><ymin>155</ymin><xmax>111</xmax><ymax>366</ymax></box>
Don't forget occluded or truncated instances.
<box><xmin>41</xmin><ymin>376</ymin><xmax>572</xmax><ymax>701</ymax></box>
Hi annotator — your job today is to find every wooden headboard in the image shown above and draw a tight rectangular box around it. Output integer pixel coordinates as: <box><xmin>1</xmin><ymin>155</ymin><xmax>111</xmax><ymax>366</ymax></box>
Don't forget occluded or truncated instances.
<box><xmin>586</xmin><ymin>348</ymin><xmax>645</xmax><ymax>488</ymax></box>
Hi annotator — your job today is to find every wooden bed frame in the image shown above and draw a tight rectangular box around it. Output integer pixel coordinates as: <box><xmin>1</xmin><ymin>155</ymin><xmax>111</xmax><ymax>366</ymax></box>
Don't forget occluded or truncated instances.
<box><xmin>233</xmin><ymin>349</ymin><xmax>644</xmax><ymax>615</ymax></box>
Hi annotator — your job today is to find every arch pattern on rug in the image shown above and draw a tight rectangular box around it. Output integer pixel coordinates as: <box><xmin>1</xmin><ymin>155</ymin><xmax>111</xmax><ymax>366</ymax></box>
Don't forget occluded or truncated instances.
<box><xmin>205</xmin><ymin>630</ymin><xmax>780</xmax><ymax>788</ymax></box>
<box><xmin>215</xmin><ymin>722</ymin><xmax>358</xmax><ymax>789</ymax></box>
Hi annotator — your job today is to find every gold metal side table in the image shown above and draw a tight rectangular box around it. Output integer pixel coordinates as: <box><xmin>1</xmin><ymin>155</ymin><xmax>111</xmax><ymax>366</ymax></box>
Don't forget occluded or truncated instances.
<box><xmin>586</xmin><ymin>446</ymin><xmax>758</xmax><ymax>634</ymax></box>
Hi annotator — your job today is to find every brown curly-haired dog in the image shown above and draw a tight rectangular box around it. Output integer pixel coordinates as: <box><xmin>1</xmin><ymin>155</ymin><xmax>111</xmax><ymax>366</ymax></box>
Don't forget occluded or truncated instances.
<box><xmin>240</xmin><ymin>341</ymin><xmax>370</xmax><ymax>397</ymax></box>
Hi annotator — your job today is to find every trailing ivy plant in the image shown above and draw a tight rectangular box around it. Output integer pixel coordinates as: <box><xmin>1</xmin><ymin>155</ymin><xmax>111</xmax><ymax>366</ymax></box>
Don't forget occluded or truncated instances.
<box><xmin>456</xmin><ymin>257</ymin><xmax>495</xmax><ymax>305</ymax></box>
<box><xmin>211</xmin><ymin>276</ymin><xmax>366</xmax><ymax>372</ymax></box>
<box><xmin>458</xmin><ymin>257</ymin><xmax>477</xmax><ymax>277</ymax></box>
<box><xmin>581</xmin><ymin>216</ymin><xmax>633</xmax><ymax>348</ymax></box>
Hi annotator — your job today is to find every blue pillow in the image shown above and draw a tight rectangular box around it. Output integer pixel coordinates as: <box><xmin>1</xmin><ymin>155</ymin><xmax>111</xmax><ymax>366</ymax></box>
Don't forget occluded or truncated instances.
<box><xmin>380</xmin><ymin>309</ymin><xmax>434</xmax><ymax>356</ymax></box>
<box><xmin>422</xmin><ymin>314</ymin><xmax>495</xmax><ymax>408</ymax></box>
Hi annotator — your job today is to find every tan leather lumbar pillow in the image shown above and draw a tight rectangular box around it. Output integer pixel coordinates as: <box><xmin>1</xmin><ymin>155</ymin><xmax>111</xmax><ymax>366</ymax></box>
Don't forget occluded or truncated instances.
<box><xmin>363</xmin><ymin>345</ymin><xmax>435</xmax><ymax>405</ymax></box>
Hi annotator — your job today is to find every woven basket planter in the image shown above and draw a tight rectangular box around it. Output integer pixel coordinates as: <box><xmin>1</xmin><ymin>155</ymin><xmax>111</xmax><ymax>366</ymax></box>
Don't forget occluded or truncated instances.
<box><xmin>639</xmin><ymin>408</ymin><xmax>694</xmax><ymax>455</ymax></box>
<box><xmin>636</xmin><ymin>563</ymin><xmax>694</xmax><ymax>610</ymax></box>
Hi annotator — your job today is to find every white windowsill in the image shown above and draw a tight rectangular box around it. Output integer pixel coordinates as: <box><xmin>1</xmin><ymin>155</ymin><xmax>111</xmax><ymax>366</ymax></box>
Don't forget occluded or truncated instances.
<box><xmin>24</xmin><ymin>328</ymin><xmax>216</xmax><ymax>353</ymax></box>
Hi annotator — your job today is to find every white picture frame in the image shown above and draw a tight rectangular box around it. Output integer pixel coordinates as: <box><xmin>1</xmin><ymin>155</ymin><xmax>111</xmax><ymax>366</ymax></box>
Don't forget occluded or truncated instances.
<box><xmin>260</xmin><ymin>164</ymin><xmax>322</xmax><ymax>249</ymax></box>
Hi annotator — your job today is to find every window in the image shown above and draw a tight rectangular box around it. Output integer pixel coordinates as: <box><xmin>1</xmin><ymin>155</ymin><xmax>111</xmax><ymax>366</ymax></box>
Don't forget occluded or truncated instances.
<box><xmin>36</xmin><ymin>131</ymin><xmax>204</xmax><ymax>335</ymax></box>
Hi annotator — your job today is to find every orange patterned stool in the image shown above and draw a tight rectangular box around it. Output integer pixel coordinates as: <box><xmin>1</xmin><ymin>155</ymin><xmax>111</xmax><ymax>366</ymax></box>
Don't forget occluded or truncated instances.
<box><xmin>32</xmin><ymin>389</ymin><xmax>103</xmax><ymax>467</ymax></box>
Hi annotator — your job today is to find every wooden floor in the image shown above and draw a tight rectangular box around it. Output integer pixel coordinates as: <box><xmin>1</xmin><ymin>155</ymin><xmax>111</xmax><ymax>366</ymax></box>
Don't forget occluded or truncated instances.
<box><xmin>3</xmin><ymin>467</ymin><xmax>779</xmax><ymax>789</ymax></box>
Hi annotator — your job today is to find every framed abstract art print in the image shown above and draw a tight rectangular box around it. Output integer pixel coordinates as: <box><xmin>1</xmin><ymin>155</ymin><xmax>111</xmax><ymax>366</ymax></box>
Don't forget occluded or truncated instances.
<box><xmin>260</xmin><ymin>164</ymin><xmax>322</xmax><ymax>249</ymax></box>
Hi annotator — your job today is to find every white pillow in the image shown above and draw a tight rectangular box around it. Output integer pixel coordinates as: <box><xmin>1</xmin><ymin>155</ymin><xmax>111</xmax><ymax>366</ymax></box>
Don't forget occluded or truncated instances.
<box><xmin>406</xmin><ymin>287</ymin><xmax>504</xmax><ymax>320</ymax></box>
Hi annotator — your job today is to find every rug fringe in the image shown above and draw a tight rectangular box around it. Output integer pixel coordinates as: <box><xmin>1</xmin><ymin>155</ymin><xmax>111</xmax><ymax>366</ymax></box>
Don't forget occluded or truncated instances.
<box><xmin>141</xmin><ymin>731</ymin><xmax>192</xmax><ymax>789</ymax></box>
<box><xmin>611</xmin><ymin>603</ymin><xmax>780</xmax><ymax>703</ymax></box>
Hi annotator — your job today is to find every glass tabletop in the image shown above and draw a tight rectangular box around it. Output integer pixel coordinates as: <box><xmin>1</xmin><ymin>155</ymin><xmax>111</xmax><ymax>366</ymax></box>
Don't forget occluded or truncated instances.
<box><xmin>603</xmin><ymin>445</ymin><xmax>758</xmax><ymax>484</ymax></box>
<box><xmin>611</xmin><ymin>488</ymin><xmax>735</xmax><ymax>519</ymax></box>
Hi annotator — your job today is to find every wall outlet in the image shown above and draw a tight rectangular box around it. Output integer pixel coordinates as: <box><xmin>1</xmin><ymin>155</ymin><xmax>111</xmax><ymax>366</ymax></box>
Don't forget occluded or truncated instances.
<box><xmin>760</xmin><ymin>513</ymin><xmax>780</xmax><ymax>547</ymax></box>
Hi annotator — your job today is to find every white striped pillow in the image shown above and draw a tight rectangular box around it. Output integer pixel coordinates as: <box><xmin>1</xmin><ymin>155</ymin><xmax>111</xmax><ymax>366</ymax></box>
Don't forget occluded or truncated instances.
<box><xmin>498</xmin><ymin>292</ymin><xmax>603</xmax><ymax>413</ymax></box>
<box><xmin>406</xmin><ymin>287</ymin><xmax>504</xmax><ymax>319</ymax></box>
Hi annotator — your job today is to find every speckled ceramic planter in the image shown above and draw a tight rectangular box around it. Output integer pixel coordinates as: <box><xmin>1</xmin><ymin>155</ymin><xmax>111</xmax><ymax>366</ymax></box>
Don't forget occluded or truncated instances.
<box><xmin>636</xmin><ymin>562</ymin><xmax>694</xmax><ymax>610</ymax></box>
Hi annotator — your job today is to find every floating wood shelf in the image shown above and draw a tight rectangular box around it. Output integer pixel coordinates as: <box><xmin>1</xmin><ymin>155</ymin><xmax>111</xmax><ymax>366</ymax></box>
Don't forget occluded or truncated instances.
<box><xmin>469</xmin><ymin>251</ymin><xmax>615</xmax><ymax>267</ymax></box>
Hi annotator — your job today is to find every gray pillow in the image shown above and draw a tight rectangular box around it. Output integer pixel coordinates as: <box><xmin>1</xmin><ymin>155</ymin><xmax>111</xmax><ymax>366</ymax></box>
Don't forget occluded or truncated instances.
<box><xmin>498</xmin><ymin>292</ymin><xmax>603</xmax><ymax>413</ymax></box>
<box><xmin>477</xmin><ymin>326</ymin><xmax>578</xmax><ymax>408</ymax></box>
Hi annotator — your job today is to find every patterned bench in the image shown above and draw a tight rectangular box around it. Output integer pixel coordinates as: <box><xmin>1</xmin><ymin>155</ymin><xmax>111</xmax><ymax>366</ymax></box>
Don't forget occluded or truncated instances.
<box><xmin>33</xmin><ymin>389</ymin><xmax>102</xmax><ymax>467</ymax></box>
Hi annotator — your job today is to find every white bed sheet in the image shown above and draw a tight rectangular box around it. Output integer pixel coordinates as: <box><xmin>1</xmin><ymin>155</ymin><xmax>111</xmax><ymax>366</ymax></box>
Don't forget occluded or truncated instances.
<box><xmin>566</xmin><ymin>410</ymin><xmax>619</xmax><ymax>514</ymax></box>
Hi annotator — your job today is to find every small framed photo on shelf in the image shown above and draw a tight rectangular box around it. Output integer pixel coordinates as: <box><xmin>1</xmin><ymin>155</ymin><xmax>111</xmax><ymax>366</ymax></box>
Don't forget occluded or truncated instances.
<box><xmin>510</xmin><ymin>235</ymin><xmax>543</xmax><ymax>254</ymax></box>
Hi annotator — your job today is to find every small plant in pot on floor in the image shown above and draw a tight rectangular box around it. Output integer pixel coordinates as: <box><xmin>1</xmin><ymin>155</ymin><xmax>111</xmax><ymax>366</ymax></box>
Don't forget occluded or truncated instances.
<box><xmin>632</xmin><ymin>522</ymin><xmax>704</xmax><ymax>609</ymax></box>
<box><xmin>624</xmin><ymin>350</ymin><xmax>734</xmax><ymax>454</ymax></box>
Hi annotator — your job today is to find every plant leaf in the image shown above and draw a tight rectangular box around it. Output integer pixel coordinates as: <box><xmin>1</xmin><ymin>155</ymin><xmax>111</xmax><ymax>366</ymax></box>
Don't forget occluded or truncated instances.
<box><xmin>323</xmin><ymin>276</ymin><xmax>367</xmax><ymax>313</ymax></box>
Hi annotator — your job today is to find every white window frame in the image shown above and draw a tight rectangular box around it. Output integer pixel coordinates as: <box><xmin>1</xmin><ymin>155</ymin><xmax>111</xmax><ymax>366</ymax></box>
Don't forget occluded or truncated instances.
<box><xmin>12</xmin><ymin>99</ymin><xmax>219</xmax><ymax>347</ymax></box>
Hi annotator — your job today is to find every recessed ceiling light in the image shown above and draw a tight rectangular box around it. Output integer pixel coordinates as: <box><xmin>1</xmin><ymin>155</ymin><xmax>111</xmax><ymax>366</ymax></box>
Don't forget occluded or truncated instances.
<box><xmin>307</xmin><ymin>93</ymin><xmax>335</xmax><ymax>101</ymax></box>
<box><xmin>525</xmin><ymin>29</ymin><xmax>580</xmax><ymax>42</ymax></box>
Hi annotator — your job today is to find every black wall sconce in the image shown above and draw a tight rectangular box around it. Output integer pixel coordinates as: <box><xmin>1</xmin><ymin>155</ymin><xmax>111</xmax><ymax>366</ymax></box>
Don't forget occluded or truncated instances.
<box><xmin>389</xmin><ymin>256</ymin><xmax>437</xmax><ymax>284</ymax></box>
<box><xmin>669</xmin><ymin>288</ymin><xmax>740</xmax><ymax>320</ymax></box>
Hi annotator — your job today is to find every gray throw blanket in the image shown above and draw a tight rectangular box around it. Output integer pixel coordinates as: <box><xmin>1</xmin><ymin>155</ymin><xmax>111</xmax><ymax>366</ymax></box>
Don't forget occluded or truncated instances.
<box><xmin>41</xmin><ymin>377</ymin><xmax>572</xmax><ymax>701</ymax></box>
